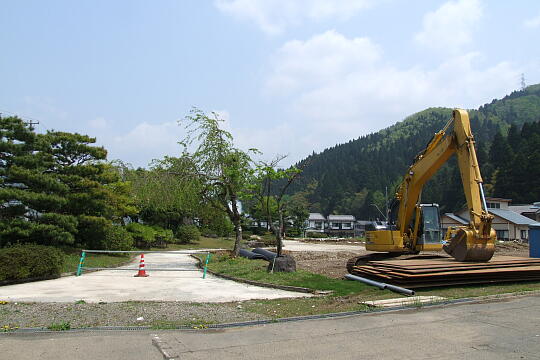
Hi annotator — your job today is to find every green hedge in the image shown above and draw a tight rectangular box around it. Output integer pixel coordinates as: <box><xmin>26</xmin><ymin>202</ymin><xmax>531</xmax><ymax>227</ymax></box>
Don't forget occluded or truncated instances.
<box><xmin>126</xmin><ymin>223</ymin><xmax>174</xmax><ymax>248</ymax></box>
<box><xmin>0</xmin><ymin>244</ymin><xmax>65</xmax><ymax>281</ymax></box>
<box><xmin>306</xmin><ymin>231</ymin><xmax>328</xmax><ymax>238</ymax></box>
<box><xmin>175</xmin><ymin>225</ymin><xmax>200</xmax><ymax>244</ymax></box>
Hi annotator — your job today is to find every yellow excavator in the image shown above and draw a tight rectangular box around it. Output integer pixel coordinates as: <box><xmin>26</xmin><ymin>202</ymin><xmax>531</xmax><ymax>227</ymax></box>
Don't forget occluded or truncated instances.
<box><xmin>348</xmin><ymin>109</ymin><xmax>496</xmax><ymax>271</ymax></box>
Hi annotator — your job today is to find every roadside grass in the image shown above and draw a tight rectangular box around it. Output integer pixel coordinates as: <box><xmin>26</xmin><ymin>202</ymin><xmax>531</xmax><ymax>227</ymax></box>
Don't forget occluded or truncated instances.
<box><xmin>200</xmin><ymin>254</ymin><xmax>372</xmax><ymax>296</ymax></box>
<box><xmin>149</xmin><ymin>237</ymin><xmax>234</xmax><ymax>251</ymax></box>
<box><xmin>151</xmin><ymin>319</ymin><xmax>216</xmax><ymax>330</ymax></box>
<box><xmin>60</xmin><ymin>236</ymin><xmax>232</xmax><ymax>273</ymax></box>
<box><xmin>61</xmin><ymin>249</ymin><xmax>133</xmax><ymax>274</ymax></box>
<box><xmin>240</xmin><ymin>297</ymin><xmax>374</xmax><ymax>319</ymax></box>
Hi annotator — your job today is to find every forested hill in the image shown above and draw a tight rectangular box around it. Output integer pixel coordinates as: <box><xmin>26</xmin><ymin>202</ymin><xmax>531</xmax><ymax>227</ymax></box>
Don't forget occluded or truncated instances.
<box><xmin>290</xmin><ymin>84</ymin><xmax>540</xmax><ymax>219</ymax></box>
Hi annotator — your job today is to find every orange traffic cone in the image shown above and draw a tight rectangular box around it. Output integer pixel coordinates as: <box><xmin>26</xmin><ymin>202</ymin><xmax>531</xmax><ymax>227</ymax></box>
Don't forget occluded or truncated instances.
<box><xmin>134</xmin><ymin>253</ymin><xmax>149</xmax><ymax>277</ymax></box>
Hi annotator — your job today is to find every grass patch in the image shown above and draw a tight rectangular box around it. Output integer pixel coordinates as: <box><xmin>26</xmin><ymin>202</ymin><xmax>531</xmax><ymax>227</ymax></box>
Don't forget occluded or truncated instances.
<box><xmin>240</xmin><ymin>297</ymin><xmax>374</xmax><ymax>318</ymax></box>
<box><xmin>151</xmin><ymin>319</ymin><xmax>215</xmax><ymax>330</ymax></box>
<box><xmin>48</xmin><ymin>321</ymin><xmax>71</xmax><ymax>331</ymax></box>
<box><xmin>201</xmin><ymin>254</ymin><xmax>372</xmax><ymax>296</ymax></box>
<box><xmin>149</xmin><ymin>237</ymin><xmax>234</xmax><ymax>251</ymax></box>
<box><xmin>61</xmin><ymin>249</ymin><xmax>133</xmax><ymax>273</ymax></box>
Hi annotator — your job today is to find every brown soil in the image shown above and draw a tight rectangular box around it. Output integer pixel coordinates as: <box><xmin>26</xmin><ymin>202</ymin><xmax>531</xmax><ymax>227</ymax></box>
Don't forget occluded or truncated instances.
<box><xmin>495</xmin><ymin>241</ymin><xmax>529</xmax><ymax>257</ymax></box>
<box><xmin>286</xmin><ymin>250</ymin><xmax>367</xmax><ymax>279</ymax></box>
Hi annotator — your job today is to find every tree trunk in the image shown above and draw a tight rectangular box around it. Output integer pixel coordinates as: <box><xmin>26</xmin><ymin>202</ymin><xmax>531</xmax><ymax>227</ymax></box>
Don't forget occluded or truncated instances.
<box><xmin>276</xmin><ymin>210</ymin><xmax>284</xmax><ymax>256</ymax></box>
<box><xmin>230</xmin><ymin>196</ymin><xmax>242</xmax><ymax>257</ymax></box>
<box><xmin>232</xmin><ymin>220</ymin><xmax>242</xmax><ymax>257</ymax></box>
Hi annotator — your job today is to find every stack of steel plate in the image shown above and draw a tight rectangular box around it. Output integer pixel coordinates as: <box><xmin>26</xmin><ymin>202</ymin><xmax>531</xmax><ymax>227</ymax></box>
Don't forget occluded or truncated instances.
<box><xmin>350</xmin><ymin>255</ymin><xmax>540</xmax><ymax>288</ymax></box>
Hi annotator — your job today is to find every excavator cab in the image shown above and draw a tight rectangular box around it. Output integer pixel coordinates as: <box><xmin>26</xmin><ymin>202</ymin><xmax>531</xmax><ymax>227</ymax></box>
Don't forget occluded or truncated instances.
<box><xmin>417</xmin><ymin>204</ymin><xmax>442</xmax><ymax>246</ymax></box>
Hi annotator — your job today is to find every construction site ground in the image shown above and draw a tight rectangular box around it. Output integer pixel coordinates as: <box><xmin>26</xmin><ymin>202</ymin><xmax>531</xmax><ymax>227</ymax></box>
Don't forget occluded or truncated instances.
<box><xmin>289</xmin><ymin>240</ymin><xmax>530</xmax><ymax>279</ymax></box>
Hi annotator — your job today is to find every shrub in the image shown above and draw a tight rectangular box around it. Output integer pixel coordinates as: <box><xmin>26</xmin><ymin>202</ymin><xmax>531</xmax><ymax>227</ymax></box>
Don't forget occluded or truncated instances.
<box><xmin>103</xmin><ymin>226</ymin><xmax>133</xmax><ymax>251</ymax></box>
<box><xmin>286</xmin><ymin>228</ymin><xmax>302</xmax><ymax>237</ymax></box>
<box><xmin>77</xmin><ymin>216</ymin><xmax>111</xmax><ymax>249</ymax></box>
<box><xmin>125</xmin><ymin>223</ymin><xmax>174</xmax><ymax>248</ymax></box>
<box><xmin>0</xmin><ymin>244</ymin><xmax>65</xmax><ymax>281</ymax></box>
<box><xmin>126</xmin><ymin>223</ymin><xmax>155</xmax><ymax>249</ymax></box>
<box><xmin>77</xmin><ymin>216</ymin><xmax>133</xmax><ymax>250</ymax></box>
<box><xmin>175</xmin><ymin>225</ymin><xmax>200</xmax><ymax>244</ymax></box>
<box><xmin>306</xmin><ymin>232</ymin><xmax>328</xmax><ymax>238</ymax></box>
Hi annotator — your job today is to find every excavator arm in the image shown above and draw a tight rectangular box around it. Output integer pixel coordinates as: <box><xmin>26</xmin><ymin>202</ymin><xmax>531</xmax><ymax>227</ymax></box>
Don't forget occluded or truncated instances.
<box><xmin>394</xmin><ymin>109</ymin><xmax>495</xmax><ymax>261</ymax></box>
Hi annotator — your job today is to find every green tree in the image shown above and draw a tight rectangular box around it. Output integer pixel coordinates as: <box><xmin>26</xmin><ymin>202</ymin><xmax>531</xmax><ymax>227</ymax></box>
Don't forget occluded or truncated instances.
<box><xmin>0</xmin><ymin>117</ymin><xmax>76</xmax><ymax>247</ymax></box>
<box><xmin>247</xmin><ymin>156</ymin><xmax>302</xmax><ymax>256</ymax></box>
<box><xmin>177</xmin><ymin>108</ymin><xmax>255</xmax><ymax>256</ymax></box>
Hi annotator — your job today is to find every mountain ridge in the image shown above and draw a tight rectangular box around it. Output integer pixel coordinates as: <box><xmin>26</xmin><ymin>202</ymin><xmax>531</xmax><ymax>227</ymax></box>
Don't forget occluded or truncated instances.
<box><xmin>290</xmin><ymin>84</ymin><xmax>540</xmax><ymax>219</ymax></box>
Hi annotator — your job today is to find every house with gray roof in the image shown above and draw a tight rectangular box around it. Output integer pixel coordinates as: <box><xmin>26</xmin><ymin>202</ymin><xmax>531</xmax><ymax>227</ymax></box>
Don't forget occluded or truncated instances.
<box><xmin>327</xmin><ymin>214</ymin><xmax>355</xmax><ymax>236</ymax></box>
<box><xmin>305</xmin><ymin>213</ymin><xmax>357</xmax><ymax>237</ymax></box>
<box><xmin>509</xmin><ymin>202</ymin><xmax>540</xmax><ymax>222</ymax></box>
<box><xmin>457</xmin><ymin>198</ymin><xmax>536</xmax><ymax>241</ymax></box>
<box><xmin>441</xmin><ymin>213</ymin><xmax>468</xmax><ymax>234</ymax></box>
<box><xmin>306</xmin><ymin>213</ymin><xmax>326</xmax><ymax>233</ymax></box>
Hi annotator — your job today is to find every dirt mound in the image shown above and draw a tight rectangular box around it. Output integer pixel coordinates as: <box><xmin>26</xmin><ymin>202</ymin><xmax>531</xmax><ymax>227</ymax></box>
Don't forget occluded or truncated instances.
<box><xmin>287</xmin><ymin>250</ymin><xmax>366</xmax><ymax>279</ymax></box>
<box><xmin>495</xmin><ymin>241</ymin><xmax>529</xmax><ymax>257</ymax></box>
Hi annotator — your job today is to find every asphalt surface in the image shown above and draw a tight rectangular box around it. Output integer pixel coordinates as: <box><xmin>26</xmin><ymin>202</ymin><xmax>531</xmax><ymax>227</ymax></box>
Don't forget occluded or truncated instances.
<box><xmin>0</xmin><ymin>251</ymin><xmax>309</xmax><ymax>303</ymax></box>
<box><xmin>3</xmin><ymin>294</ymin><xmax>539</xmax><ymax>359</ymax></box>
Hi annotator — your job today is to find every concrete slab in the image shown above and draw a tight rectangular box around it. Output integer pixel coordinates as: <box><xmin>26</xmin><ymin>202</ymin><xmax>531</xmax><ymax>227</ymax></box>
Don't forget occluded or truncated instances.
<box><xmin>362</xmin><ymin>295</ymin><xmax>446</xmax><ymax>307</ymax></box>
<box><xmin>0</xmin><ymin>251</ymin><xmax>310</xmax><ymax>303</ymax></box>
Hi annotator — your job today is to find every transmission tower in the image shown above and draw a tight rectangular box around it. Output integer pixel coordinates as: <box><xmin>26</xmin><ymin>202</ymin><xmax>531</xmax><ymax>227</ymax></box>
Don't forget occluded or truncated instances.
<box><xmin>521</xmin><ymin>73</ymin><xmax>526</xmax><ymax>91</ymax></box>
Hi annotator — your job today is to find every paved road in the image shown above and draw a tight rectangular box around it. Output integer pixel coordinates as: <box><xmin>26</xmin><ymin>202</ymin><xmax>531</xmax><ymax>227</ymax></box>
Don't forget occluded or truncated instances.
<box><xmin>0</xmin><ymin>251</ymin><xmax>309</xmax><ymax>303</ymax></box>
<box><xmin>283</xmin><ymin>239</ymin><xmax>365</xmax><ymax>252</ymax></box>
<box><xmin>3</xmin><ymin>294</ymin><xmax>539</xmax><ymax>359</ymax></box>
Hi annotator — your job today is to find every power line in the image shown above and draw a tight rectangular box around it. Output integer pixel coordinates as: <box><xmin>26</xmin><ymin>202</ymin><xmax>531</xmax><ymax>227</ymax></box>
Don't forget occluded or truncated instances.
<box><xmin>0</xmin><ymin>107</ymin><xmax>45</xmax><ymax>130</ymax></box>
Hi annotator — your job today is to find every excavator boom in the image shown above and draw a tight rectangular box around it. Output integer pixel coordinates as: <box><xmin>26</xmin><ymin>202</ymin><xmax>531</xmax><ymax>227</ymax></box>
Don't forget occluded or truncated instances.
<box><xmin>365</xmin><ymin>109</ymin><xmax>495</xmax><ymax>262</ymax></box>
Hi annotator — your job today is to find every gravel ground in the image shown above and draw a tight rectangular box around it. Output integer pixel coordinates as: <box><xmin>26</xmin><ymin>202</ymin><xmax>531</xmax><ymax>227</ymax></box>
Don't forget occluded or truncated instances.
<box><xmin>0</xmin><ymin>301</ymin><xmax>269</xmax><ymax>329</ymax></box>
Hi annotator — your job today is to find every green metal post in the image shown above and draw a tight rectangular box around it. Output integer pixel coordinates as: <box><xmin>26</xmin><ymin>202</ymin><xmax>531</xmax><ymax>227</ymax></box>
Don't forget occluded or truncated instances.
<box><xmin>202</xmin><ymin>252</ymin><xmax>211</xmax><ymax>279</ymax></box>
<box><xmin>76</xmin><ymin>251</ymin><xmax>86</xmax><ymax>276</ymax></box>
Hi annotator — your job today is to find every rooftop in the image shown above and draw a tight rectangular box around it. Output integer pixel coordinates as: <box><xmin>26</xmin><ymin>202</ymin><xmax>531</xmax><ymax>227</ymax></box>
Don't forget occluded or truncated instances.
<box><xmin>485</xmin><ymin>197</ymin><xmax>512</xmax><ymax>203</ymax></box>
<box><xmin>443</xmin><ymin>213</ymin><xmax>468</xmax><ymax>225</ymax></box>
<box><xmin>327</xmin><ymin>214</ymin><xmax>356</xmax><ymax>221</ymax></box>
<box><xmin>489</xmin><ymin>209</ymin><xmax>537</xmax><ymax>225</ymax></box>
<box><xmin>308</xmin><ymin>213</ymin><xmax>326</xmax><ymax>221</ymax></box>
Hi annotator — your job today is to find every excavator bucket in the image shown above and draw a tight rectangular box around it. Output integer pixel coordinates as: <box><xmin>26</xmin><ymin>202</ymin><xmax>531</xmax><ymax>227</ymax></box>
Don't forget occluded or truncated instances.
<box><xmin>443</xmin><ymin>228</ymin><xmax>495</xmax><ymax>262</ymax></box>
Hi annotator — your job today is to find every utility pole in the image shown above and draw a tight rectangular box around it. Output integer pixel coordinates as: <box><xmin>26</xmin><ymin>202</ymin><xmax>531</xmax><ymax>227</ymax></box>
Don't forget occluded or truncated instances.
<box><xmin>385</xmin><ymin>186</ymin><xmax>388</xmax><ymax>221</ymax></box>
<box><xmin>25</xmin><ymin>120</ymin><xmax>39</xmax><ymax>131</ymax></box>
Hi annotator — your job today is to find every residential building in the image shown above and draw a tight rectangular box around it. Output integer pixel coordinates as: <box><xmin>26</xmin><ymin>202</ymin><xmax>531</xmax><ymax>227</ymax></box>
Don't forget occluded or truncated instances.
<box><xmin>509</xmin><ymin>202</ymin><xmax>540</xmax><ymax>222</ymax></box>
<box><xmin>456</xmin><ymin>197</ymin><xmax>536</xmax><ymax>241</ymax></box>
<box><xmin>326</xmin><ymin>214</ymin><xmax>356</xmax><ymax>237</ymax></box>
<box><xmin>306</xmin><ymin>213</ymin><xmax>326</xmax><ymax>233</ymax></box>
<box><xmin>440</xmin><ymin>213</ymin><xmax>468</xmax><ymax>234</ymax></box>
<box><xmin>305</xmin><ymin>213</ymin><xmax>357</xmax><ymax>237</ymax></box>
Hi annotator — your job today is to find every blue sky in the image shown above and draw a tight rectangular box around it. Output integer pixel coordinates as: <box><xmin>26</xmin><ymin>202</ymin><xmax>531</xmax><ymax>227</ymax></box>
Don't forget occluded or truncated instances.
<box><xmin>1</xmin><ymin>0</ymin><xmax>539</xmax><ymax>167</ymax></box>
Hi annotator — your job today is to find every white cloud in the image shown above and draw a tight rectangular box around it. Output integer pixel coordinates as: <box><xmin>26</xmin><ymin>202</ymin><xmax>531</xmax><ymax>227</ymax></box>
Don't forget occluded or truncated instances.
<box><xmin>524</xmin><ymin>13</ymin><xmax>540</xmax><ymax>28</ymax></box>
<box><xmin>107</xmin><ymin>121</ymin><xmax>185</xmax><ymax>166</ymax></box>
<box><xmin>415</xmin><ymin>0</ymin><xmax>483</xmax><ymax>53</ymax></box>
<box><xmin>215</xmin><ymin>0</ymin><xmax>371</xmax><ymax>35</ymax></box>
<box><xmin>88</xmin><ymin>117</ymin><xmax>108</xmax><ymax>130</ymax></box>
<box><xmin>267</xmin><ymin>30</ymin><xmax>381</xmax><ymax>94</ymax></box>
<box><xmin>265</xmin><ymin>30</ymin><xmax>520</xmax><ymax>147</ymax></box>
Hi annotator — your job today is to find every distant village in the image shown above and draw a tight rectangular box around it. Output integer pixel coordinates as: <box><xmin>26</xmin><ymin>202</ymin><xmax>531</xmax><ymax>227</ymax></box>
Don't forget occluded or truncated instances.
<box><xmin>303</xmin><ymin>197</ymin><xmax>540</xmax><ymax>242</ymax></box>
